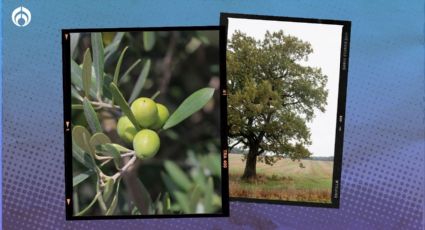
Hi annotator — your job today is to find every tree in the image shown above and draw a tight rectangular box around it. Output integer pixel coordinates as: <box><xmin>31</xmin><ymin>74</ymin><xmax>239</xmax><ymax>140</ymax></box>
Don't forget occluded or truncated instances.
<box><xmin>227</xmin><ymin>30</ymin><xmax>328</xmax><ymax>180</ymax></box>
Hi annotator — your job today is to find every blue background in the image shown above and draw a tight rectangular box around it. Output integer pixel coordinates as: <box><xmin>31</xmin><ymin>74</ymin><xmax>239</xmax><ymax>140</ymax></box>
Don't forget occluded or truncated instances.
<box><xmin>1</xmin><ymin>1</ymin><xmax>424</xmax><ymax>229</ymax></box>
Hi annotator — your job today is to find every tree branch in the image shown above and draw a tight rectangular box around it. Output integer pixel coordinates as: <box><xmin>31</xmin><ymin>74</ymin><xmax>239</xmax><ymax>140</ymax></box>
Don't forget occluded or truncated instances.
<box><xmin>159</xmin><ymin>31</ymin><xmax>178</xmax><ymax>96</ymax></box>
<box><xmin>229</xmin><ymin>139</ymin><xmax>243</xmax><ymax>152</ymax></box>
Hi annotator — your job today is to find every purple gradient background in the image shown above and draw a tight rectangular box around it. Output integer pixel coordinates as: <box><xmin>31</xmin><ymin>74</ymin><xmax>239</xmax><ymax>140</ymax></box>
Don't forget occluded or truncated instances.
<box><xmin>1</xmin><ymin>1</ymin><xmax>424</xmax><ymax>229</ymax></box>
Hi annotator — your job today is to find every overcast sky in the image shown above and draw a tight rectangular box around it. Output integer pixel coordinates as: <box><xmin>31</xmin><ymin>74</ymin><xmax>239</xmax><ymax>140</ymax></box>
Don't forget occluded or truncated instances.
<box><xmin>228</xmin><ymin>18</ymin><xmax>343</xmax><ymax>157</ymax></box>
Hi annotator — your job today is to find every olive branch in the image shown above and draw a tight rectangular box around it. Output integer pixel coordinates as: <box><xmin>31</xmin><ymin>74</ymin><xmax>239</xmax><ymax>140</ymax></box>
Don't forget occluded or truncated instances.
<box><xmin>71</xmin><ymin>32</ymin><xmax>220</xmax><ymax>216</ymax></box>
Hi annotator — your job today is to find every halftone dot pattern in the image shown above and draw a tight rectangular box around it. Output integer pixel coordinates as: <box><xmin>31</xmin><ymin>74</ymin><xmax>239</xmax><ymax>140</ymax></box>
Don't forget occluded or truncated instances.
<box><xmin>2</xmin><ymin>0</ymin><xmax>423</xmax><ymax>229</ymax></box>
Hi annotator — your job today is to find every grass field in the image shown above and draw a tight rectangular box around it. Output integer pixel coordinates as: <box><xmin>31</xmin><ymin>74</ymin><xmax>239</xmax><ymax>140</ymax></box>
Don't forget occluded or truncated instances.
<box><xmin>229</xmin><ymin>153</ymin><xmax>334</xmax><ymax>203</ymax></box>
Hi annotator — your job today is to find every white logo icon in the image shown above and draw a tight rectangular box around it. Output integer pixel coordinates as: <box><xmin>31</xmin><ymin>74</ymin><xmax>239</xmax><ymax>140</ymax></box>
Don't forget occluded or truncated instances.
<box><xmin>11</xmin><ymin>6</ymin><xmax>31</xmax><ymax>27</ymax></box>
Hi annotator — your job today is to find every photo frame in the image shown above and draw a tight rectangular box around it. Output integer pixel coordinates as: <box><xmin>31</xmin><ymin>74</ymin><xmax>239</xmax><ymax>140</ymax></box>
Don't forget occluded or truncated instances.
<box><xmin>62</xmin><ymin>26</ymin><xmax>229</xmax><ymax>220</ymax></box>
<box><xmin>221</xmin><ymin>13</ymin><xmax>351</xmax><ymax>208</ymax></box>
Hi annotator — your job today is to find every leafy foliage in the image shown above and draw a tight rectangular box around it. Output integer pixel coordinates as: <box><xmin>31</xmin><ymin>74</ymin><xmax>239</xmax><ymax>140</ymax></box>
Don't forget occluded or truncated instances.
<box><xmin>227</xmin><ymin>30</ymin><xmax>328</xmax><ymax>179</ymax></box>
<box><xmin>70</xmin><ymin>31</ymin><xmax>221</xmax><ymax>216</ymax></box>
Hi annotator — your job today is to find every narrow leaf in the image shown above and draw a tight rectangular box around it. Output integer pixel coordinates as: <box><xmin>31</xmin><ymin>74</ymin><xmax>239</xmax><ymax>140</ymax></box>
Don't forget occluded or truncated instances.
<box><xmin>71</xmin><ymin>60</ymin><xmax>82</xmax><ymax>88</ymax></box>
<box><xmin>129</xmin><ymin>59</ymin><xmax>151</xmax><ymax>103</ymax></box>
<box><xmin>191</xmin><ymin>167</ymin><xmax>207</xmax><ymax>192</ymax></box>
<box><xmin>109</xmin><ymin>82</ymin><xmax>141</xmax><ymax>130</ymax></box>
<box><xmin>162</xmin><ymin>192</ymin><xmax>171</xmax><ymax>214</ymax></box>
<box><xmin>113</xmin><ymin>46</ymin><xmax>128</xmax><ymax>85</ymax></box>
<box><xmin>174</xmin><ymin>191</ymin><xmax>191</xmax><ymax>213</ymax></box>
<box><xmin>71</xmin><ymin>86</ymin><xmax>83</xmax><ymax>101</ymax></box>
<box><xmin>204</xmin><ymin>177</ymin><xmax>214</xmax><ymax>213</ymax></box>
<box><xmin>91</xmin><ymin>33</ymin><xmax>104</xmax><ymax>97</ymax></box>
<box><xmin>164</xmin><ymin>161</ymin><xmax>192</xmax><ymax>192</ymax></box>
<box><xmin>163</xmin><ymin>88</ymin><xmax>215</xmax><ymax>130</ymax></box>
<box><xmin>75</xmin><ymin>192</ymin><xmax>101</xmax><ymax>216</ymax></box>
<box><xmin>110</xmin><ymin>143</ymin><xmax>132</xmax><ymax>152</ymax></box>
<box><xmin>83</xmin><ymin>98</ymin><xmax>102</xmax><ymax>133</ymax></box>
<box><xmin>72</xmin><ymin>140</ymin><xmax>94</xmax><ymax>169</ymax></box>
<box><xmin>127</xmin><ymin>177</ymin><xmax>152</xmax><ymax>215</ymax></box>
<box><xmin>104</xmin><ymin>32</ymin><xmax>125</xmax><ymax>62</ymax></box>
<box><xmin>189</xmin><ymin>185</ymin><xmax>202</xmax><ymax>212</ymax></box>
<box><xmin>72</xmin><ymin>60</ymin><xmax>97</xmax><ymax>98</ymax></box>
<box><xmin>73</xmin><ymin>169</ymin><xmax>95</xmax><ymax>187</ymax></box>
<box><xmin>102</xmin><ymin>178</ymin><xmax>114</xmax><ymax>202</ymax></box>
<box><xmin>119</xmin><ymin>59</ymin><xmax>141</xmax><ymax>84</ymax></box>
<box><xmin>72</xmin><ymin>126</ymin><xmax>94</xmax><ymax>155</ymax></box>
<box><xmin>151</xmin><ymin>91</ymin><xmax>160</xmax><ymax>100</ymax></box>
<box><xmin>143</xmin><ymin>32</ymin><xmax>156</xmax><ymax>51</ymax></box>
<box><xmin>89</xmin><ymin>132</ymin><xmax>111</xmax><ymax>148</ymax></box>
<box><xmin>106</xmin><ymin>179</ymin><xmax>121</xmax><ymax>215</ymax></box>
<box><xmin>82</xmin><ymin>49</ymin><xmax>92</xmax><ymax>97</ymax></box>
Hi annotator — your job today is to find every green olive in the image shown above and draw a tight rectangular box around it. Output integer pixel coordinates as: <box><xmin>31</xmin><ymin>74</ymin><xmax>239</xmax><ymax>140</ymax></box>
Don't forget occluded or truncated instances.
<box><xmin>133</xmin><ymin>129</ymin><xmax>160</xmax><ymax>159</ymax></box>
<box><xmin>151</xmin><ymin>103</ymin><xmax>170</xmax><ymax>130</ymax></box>
<box><xmin>130</xmin><ymin>97</ymin><xmax>159</xmax><ymax>128</ymax></box>
<box><xmin>116</xmin><ymin>116</ymin><xmax>137</xmax><ymax>143</ymax></box>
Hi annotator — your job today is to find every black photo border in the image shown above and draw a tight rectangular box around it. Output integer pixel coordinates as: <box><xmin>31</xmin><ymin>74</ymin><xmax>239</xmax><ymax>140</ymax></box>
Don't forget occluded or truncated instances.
<box><xmin>220</xmin><ymin>13</ymin><xmax>351</xmax><ymax>208</ymax></box>
<box><xmin>62</xmin><ymin>26</ymin><xmax>229</xmax><ymax>220</ymax></box>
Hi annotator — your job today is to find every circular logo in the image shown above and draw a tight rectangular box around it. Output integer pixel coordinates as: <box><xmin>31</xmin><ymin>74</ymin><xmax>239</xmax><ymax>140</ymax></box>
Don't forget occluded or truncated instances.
<box><xmin>11</xmin><ymin>6</ymin><xmax>31</xmax><ymax>27</ymax></box>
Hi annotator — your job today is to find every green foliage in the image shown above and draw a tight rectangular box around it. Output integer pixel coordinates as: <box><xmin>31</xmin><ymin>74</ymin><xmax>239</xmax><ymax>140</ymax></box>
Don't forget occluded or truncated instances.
<box><xmin>82</xmin><ymin>49</ymin><xmax>92</xmax><ymax>98</ymax></box>
<box><xmin>129</xmin><ymin>59</ymin><xmax>151</xmax><ymax>103</ymax></box>
<box><xmin>227</xmin><ymin>30</ymin><xmax>328</xmax><ymax>176</ymax></box>
<box><xmin>71</xmin><ymin>31</ymin><xmax>221</xmax><ymax>216</ymax></box>
<box><xmin>143</xmin><ymin>32</ymin><xmax>156</xmax><ymax>51</ymax></box>
<box><xmin>163</xmin><ymin>87</ymin><xmax>215</xmax><ymax>130</ymax></box>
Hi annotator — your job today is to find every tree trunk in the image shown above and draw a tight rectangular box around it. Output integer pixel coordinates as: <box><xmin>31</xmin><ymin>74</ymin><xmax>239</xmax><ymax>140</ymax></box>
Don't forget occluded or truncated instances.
<box><xmin>241</xmin><ymin>146</ymin><xmax>258</xmax><ymax>180</ymax></box>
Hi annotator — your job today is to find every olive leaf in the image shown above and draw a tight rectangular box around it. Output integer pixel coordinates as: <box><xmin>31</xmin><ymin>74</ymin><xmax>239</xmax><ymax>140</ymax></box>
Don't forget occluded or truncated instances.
<box><xmin>127</xmin><ymin>177</ymin><xmax>152</xmax><ymax>215</ymax></box>
<box><xmin>72</xmin><ymin>140</ymin><xmax>94</xmax><ymax>169</ymax></box>
<box><xmin>82</xmin><ymin>49</ymin><xmax>92</xmax><ymax>98</ymax></box>
<box><xmin>129</xmin><ymin>59</ymin><xmax>151</xmax><ymax>103</ymax></box>
<box><xmin>162</xmin><ymin>192</ymin><xmax>171</xmax><ymax>214</ymax></box>
<box><xmin>73</xmin><ymin>169</ymin><xmax>95</xmax><ymax>187</ymax></box>
<box><xmin>190</xmin><ymin>167</ymin><xmax>207</xmax><ymax>193</ymax></box>
<box><xmin>143</xmin><ymin>32</ymin><xmax>156</xmax><ymax>51</ymax></box>
<box><xmin>71</xmin><ymin>60</ymin><xmax>82</xmax><ymax>87</ymax></box>
<box><xmin>189</xmin><ymin>185</ymin><xmax>202</xmax><ymax>212</ymax></box>
<box><xmin>109</xmin><ymin>82</ymin><xmax>141</xmax><ymax>130</ymax></box>
<box><xmin>91</xmin><ymin>33</ymin><xmax>104</xmax><ymax>97</ymax></box>
<box><xmin>104</xmin><ymin>32</ymin><xmax>125</xmax><ymax>63</ymax></box>
<box><xmin>83</xmin><ymin>98</ymin><xmax>102</xmax><ymax>133</ymax></box>
<box><xmin>113</xmin><ymin>46</ymin><xmax>128</xmax><ymax>86</ymax></box>
<box><xmin>203</xmin><ymin>177</ymin><xmax>214</xmax><ymax>213</ymax></box>
<box><xmin>164</xmin><ymin>161</ymin><xmax>192</xmax><ymax>192</ymax></box>
<box><xmin>71</xmin><ymin>86</ymin><xmax>83</xmax><ymax>102</ymax></box>
<box><xmin>119</xmin><ymin>59</ymin><xmax>141</xmax><ymax>84</ymax></box>
<box><xmin>72</xmin><ymin>126</ymin><xmax>94</xmax><ymax>156</ymax></box>
<box><xmin>110</xmin><ymin>143</ymin><xmax>132</xmax><ymax>152</ymax></box>
<box><xmin>75</xmin><ymin>192</ymin><xmax>101</xmax><ymax>216</ymax></box>
<box><xmin>174</xmin><ymin>191</ymin><xmax>191</xmax><ymax>214</ymax></box>
<box><xmin>106</xmin><ymin>179</ymin><xmax>121</xmax><ymax>215</ymax></box>
<box><xmin>203</xmin><ymin>154</ymin><xmax>221</xmax><ymax>177</ymax></box>
<box><xmin>102</xmin><ymin>178</ymin><xmax>115</xmax><ymax>202</ymax></box>
<box><xmin>72</xmin><ymin>105</ymin><xmax>84</xmax><ymax>110</ymax></box>
<box><xmin>89</xmin><ymin>132</ymin><xmax>111</xmax><ymax>148</ymax></box>
<box><xmin>163</xmin><ymin>87</ymin><xmax>215</xmax><ymax>130</ymax></box>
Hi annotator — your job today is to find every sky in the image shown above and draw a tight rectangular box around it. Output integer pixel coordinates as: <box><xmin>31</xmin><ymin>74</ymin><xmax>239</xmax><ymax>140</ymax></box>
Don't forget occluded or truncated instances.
<box><xmin>228</xmin><ymin>18</ymin><xmax>343</xmax><ymax>157</ymax></box>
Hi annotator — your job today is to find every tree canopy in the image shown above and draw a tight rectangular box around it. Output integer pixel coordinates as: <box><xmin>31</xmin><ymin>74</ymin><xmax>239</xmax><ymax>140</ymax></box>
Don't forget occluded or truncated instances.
<box><xmin>227</xmin><ymin>30</ymin><xmax>328</xmax><ymax>179</ymax></box>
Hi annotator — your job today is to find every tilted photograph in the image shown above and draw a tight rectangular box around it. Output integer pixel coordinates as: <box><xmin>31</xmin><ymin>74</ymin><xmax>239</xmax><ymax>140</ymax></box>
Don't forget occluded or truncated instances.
<box><xmin>63</xmin><ymin>27</ymin><xmax>227</xmax><ymax>219</ymax></box>
<box><xmin>222</xmin><ymin>13</ymin><xmax>350</xmax><ymax>207</ymax></box>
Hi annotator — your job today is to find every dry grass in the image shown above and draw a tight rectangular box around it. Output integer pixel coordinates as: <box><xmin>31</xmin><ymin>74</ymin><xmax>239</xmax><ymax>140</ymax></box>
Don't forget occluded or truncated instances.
<box><xmin>229</xmin><ymin>154</ymin><xmax>333</xmax><ymax>203</ymax></box>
